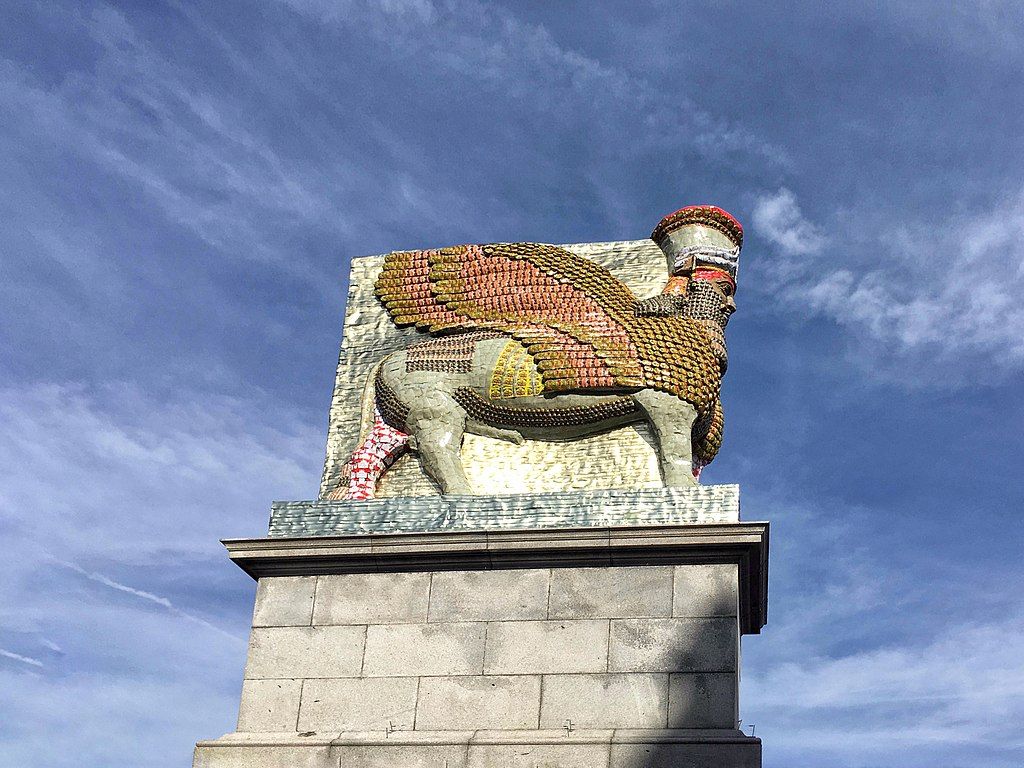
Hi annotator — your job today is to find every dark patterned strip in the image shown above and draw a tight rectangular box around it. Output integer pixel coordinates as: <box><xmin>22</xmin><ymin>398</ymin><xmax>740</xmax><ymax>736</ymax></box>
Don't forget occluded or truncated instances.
<box><xmin>692</xmin><ymin>397</ymin><xmax>724</xmax><ymax>465</ymax></box>
<box><xmin>453</xmin><ymin>387</ymin><xmax>639</xmax><ymax>429</ymax></box>
<box><xmin>405</xmin><ymin>330</ymin><xmax>506</xmax><ymax>373</ymax></box>
<box><xmin>375</xmin><ymin>370</ymin><xmax>410</xmax><ymax>431</ymax></box>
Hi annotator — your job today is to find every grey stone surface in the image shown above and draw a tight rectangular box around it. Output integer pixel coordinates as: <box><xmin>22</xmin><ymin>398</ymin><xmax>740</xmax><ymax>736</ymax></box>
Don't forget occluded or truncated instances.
<box><xmin>429</xmin><ymin>569</ymin><xmax>548</xmax><ymax>622</ymax></box>
<box><xmin>608</xmin><ymin>618</ymin><xmax>737</xmax><ymax>673</ymax></box>
<box><xmin>467</xmin><ymin>743</ymin><xmax>610</xmax><ymax>768</ymax></box>
<box><xmin>362</xmin><ymin>622</ymin><xmax>486</xmax><ymax>677</ymax></box>
<box><xmin>669</xmin><ymin>672</ymin><xmax>738</xmax><ymax>728</ymax></box>
<box><xmin>673</xmin><ymin>564</ymin><xmax>739</xmax><ymax>617</ymax></box>
<box><xmin>203</xmin><ymin>517</ymin><xmax>766</xmax><ymax>767</ymax></box>
<box><xmin>313</xmin><ymin>572</ymin><xmax>430</xmax><ymax>625</ymax></box>
<box><xmin>226</xmin><ymin>520</ymin><xmax>770</xmax><ymax>636</ymax></box>
<box><xmin>297</xmin><ymin>677</ymin><xmax>419</xmax><ymax>732</ymax></box>
<box><xmin>193</xmin><ymin>743</ymin><xmax>334</xmax><ymax>768</ymax></box>
<box><xmin>416</xmin><ymin>675</ymin><xmax>541</xmax><ymax>730</ymax></box>
<box><xmin>195</xmin><ymin>730</ymin><xmax>760</xmax><ymax>768</ymax></box>
<box><xmin>237</xmin><ymin>678</ymin><xmax>302</xmax><ymax>732</ymax></box>
<box><xmin>252</xmin><ymin>577</ymin><xmax>315</xmax><ymax>627</ymax></box>
<box><xmin>270</xmin><ymin>484</ymin><xmax>740</xmax><ymax>537</ymax></box>
<box><xmin>539</xmin><ymin>674</ymin><xmax>668</xmax><ymax>729</ymax></box>
<box><xmin>483</xmin><ymin>620</ymin><xmax>608</xmax><ymax>674</ymax></box>
<box><xmin>609</xmin><ymin>741</ymin><xmax>760</xmax><ymax>768</ymax></box>
<box><xmin>548</xmin><ymin>566</ymin><xmax>673</xmax><ymax>619</ymax></box>
<box><xmin>335</xmin><ymin>745</ymin><xmax>469</xmax><ymax>768</ymax></box>
<box><xmin>244</xmin><ymin>626</ymin><xmax>365</xmax><ymax>679</ymax></box>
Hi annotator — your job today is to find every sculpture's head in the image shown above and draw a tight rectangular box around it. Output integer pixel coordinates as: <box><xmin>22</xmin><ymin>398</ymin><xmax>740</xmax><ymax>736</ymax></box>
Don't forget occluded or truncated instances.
<box><xmin>651</xmin><ymin>205</ymin><xmax>742</xmax><ymax>315</ymax></box>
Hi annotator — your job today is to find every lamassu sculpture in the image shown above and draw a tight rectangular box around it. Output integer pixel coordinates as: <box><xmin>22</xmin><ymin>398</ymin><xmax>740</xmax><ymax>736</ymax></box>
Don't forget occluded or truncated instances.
<box><xmin>327</xmin><ymin>205</ymin><xmax>743</xmax><ymax>500</ymax></box>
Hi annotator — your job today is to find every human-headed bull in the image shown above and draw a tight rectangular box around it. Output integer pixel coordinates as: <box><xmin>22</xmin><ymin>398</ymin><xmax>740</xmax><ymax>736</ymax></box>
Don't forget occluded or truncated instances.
<box><xmin>326</xmin><ymin>205</ymin><xmax>743</xmax><ymax>499</ymax></box>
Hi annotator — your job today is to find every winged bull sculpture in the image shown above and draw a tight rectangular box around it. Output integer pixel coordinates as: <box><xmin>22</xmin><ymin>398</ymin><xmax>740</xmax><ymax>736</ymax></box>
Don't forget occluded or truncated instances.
<box><xmin>327</xmin><ymin>205</ymin><xmax>744</xmax><ymax>499</ymax></box>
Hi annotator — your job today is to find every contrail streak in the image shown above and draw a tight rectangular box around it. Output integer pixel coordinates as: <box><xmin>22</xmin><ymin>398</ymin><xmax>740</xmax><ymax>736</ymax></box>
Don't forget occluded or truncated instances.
<box><xmin>56</xmin><ymin>560</ymin><xmax>246</xmax><ymax>645</ymax></box>
<box><xmin>0</xmin><ymin>649</ymin><xmax>44</xmax><ymax>668</ymax></box>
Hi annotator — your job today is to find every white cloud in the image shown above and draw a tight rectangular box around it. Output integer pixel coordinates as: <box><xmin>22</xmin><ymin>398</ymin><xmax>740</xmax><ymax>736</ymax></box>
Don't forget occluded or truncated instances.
<box><xmin>736</xmin><ymin>496</ymin><xmax>1024</xmax><ymax>767</ymax></box>
<box><xmin>752</xmin><ymin>188</ymin><xmax>827</xmax><ymax>256</ymax></box>
<box><xmin>747</xmin><ymin>612</ymin><xmax>1024</xmax><ymax>765</ymax></box>
<box><xmin>754</xmin><ymin>187</ymin><xmax>1024</xmax><ymax>376</ymax></box>
<box><xmin>0</xmin><ymin>382</ymin><xmax>318</xmax><ymax>558</ymax></box>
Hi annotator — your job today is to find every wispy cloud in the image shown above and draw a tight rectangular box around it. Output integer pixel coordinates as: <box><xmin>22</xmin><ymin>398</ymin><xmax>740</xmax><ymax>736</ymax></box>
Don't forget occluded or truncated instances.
<box><xmin>0</xmin><ymin>648</ymin><xmax>45</xmax><ymax>668</ymax></box>
<box><xmin>279</xmin><ymin>0</ymin><xmax>787</xmax><ymax>172</ymax></box>
<box><xmin>754</xmin><ymin>187</ymin><xmax>1024</xmax><ymax>378</ymax></box>
<box><xmin>748</xmin><ymin>611</ymin><xmax>1024</xmax><ymax>764</ymax></box>
<box><xmin>0</xmin><ymin>381</ymin><xmax>318</xmax><ymax>557</ymax></box>
<box><xmin>0</xmin><ymin>379</ymin><xmax>311</xmax><ymax>764</ymax></box>
<box><xmin>57</xmin><ymin>561</ymin><xmax>245</xmax><ymax>645</ymax></box>
<box><xmin>752</xmin><ymin>188</ymin><xmax>826</xmax><ymax>257</ymax></box>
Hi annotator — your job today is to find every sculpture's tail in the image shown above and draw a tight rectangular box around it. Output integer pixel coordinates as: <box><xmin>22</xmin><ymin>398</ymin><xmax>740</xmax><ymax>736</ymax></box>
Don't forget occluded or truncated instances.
<box><xmin>327</xmin><ymin>407</ymin><xmax>410</xmax><ymax>500</ymax></box>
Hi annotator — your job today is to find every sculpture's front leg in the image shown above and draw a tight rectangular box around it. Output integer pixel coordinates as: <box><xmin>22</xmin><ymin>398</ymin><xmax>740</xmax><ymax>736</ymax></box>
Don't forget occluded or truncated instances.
<box><xmin>633</xmin><ymin>390</ymin><xmax>699</xmax><ymax>487</ymax></box>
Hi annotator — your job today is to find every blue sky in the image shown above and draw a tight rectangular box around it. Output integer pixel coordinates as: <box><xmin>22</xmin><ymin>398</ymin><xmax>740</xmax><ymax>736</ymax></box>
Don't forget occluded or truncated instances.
<box><xmin>1</xmin><ymin>1</ymin><xmax>1022</xmax><ymax>766</ymax></box>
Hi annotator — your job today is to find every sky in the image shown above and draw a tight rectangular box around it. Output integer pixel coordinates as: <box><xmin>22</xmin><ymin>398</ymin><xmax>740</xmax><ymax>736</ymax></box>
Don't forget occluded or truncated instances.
<box><xmin>1</xmin><ymin>1</ymin><xmax>1022</xmax><ymax>766</ymax></box>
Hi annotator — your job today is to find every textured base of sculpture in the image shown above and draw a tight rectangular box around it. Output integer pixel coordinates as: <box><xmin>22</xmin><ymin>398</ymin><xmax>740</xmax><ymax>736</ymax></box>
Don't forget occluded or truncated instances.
<box><xmin>194</xmin><ymin>488</ymin><xmax>766</xmax><ymax>768</ymax></box>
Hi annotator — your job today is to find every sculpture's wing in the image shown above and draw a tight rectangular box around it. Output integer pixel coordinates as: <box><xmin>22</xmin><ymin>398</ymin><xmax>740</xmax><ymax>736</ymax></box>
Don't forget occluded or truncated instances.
<box><xmin>375</xmin><ymin>243</ymin><xmax>646</xmax><ymax>390</ymax></box>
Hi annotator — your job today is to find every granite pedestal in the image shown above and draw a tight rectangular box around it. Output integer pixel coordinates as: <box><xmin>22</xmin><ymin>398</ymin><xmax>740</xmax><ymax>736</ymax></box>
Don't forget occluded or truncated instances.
<box><xmin>194</xmin><ymin>487</ymin><xmax>767</xmax><ymax>767</ymax></box>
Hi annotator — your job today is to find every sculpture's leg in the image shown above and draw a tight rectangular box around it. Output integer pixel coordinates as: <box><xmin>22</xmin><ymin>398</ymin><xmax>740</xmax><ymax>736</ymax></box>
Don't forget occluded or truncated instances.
<box><xmin>405</xmin><ymin>394</ymin><xmax>473</xmax><ymax>495</ymax></box>
<box><xmin>633</xmin><ymin>390</ymin><xmax>699</xmax><ymax>488</ymax></box>
<box><xmin>333</xmin><ymin>408</ymin><xmax>410</xmax><ymax>500</ymax></box>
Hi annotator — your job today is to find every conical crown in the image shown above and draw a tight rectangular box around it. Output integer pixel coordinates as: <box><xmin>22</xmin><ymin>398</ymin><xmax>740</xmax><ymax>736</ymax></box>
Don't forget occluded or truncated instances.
<box><xmin>652</xmin><ymin>205</ymin><xmax>743</xmax><ymax>280</ymax></box>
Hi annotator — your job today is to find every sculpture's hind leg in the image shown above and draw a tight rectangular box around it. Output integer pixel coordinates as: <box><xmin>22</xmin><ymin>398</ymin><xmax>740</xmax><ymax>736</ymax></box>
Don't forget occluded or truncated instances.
<box><xmin>331</xmin><ymin>408</ymin><xmax>410</xmax><ymax>500</ymax></box>
<box><xmin>405</xmin><ymin>392</ymin><xmax>473</xmax><ymax>495</ymax></box>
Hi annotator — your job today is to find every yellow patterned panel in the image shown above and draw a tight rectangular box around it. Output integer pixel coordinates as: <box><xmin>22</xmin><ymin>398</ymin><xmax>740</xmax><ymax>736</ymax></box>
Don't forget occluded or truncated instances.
<box><xmin>488</xmin><ymin>339</ymin><xmax>546</xmax><ymax>399</ymax></box>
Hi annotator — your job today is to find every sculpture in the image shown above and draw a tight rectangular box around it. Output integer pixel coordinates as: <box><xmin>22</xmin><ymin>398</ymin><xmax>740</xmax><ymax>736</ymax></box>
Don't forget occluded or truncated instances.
<box><xmin>327</xmin><ymin>205</ymin><xmax>743</xmax><ymax>500</ymax></box>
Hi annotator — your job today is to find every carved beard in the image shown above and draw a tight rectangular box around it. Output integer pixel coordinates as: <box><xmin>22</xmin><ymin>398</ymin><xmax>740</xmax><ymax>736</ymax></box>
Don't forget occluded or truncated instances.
<box><xmin>634</xmin><ymin>280</ymin><xmax>731</xmax><ymax>372</ymax></box>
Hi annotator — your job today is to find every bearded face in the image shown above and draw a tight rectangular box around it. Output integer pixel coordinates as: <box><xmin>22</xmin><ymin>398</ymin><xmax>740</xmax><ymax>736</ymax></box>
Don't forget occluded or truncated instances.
<box><xmin>634</xmin><ymin>267</ymin><xmax>735</xmax><ymax>371</ymax></box>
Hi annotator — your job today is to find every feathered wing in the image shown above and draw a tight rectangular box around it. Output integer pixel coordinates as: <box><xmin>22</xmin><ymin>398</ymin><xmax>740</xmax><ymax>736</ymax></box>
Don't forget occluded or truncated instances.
<box><xmin>376</xmin><ymin>243</ymin><xmax>647</xmax><ymax>391</ymax></box>
<box><xmin>375</xmin><ymin>242</ymin><xmax>722</xmax><ymax>415</ymax></box>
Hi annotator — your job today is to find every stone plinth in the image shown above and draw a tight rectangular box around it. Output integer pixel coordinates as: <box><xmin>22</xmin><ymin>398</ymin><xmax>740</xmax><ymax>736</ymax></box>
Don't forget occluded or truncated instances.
<box><xmin>195</xmin><ymin>490</ymin><xmax>767</xmax><ymax>768</ymax></box>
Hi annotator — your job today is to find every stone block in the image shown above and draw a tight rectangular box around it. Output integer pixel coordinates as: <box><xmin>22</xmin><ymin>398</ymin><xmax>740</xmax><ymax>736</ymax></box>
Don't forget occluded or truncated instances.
<box><xmin>193</xmin><ymin>744</ymin><xmax>333</xmax><ymax>768</ymax></box>
<box><xmin>608</xmin><ymin>618</ymin><xmax>737</xmax><ymax>673</ymax></box>
<box><xmin>252</xmin><ymin>577</ymin><xmax>316</xmax><ymax>627</ymax></box>
<box><xmin>467</xmin><ymin>743</ymin><xmax>609</xmax><ymax>767</ymax></box>
<box><xmin>483</xmin><ymin>620</ymin><xmax>608</xmax><ymax>674</ymax></box>
<box><xmin>668</xmin><ymin>672</ymin><xmax>737</xmax><ymax>728</ymax></box>
<box><xmin>237</xmin><ymin>678</ymin><xmax>302</xmax><ymax>731</ymax></box>
<box><xmin>547</xmin><ymin>566</ymin><xmax>672</xmax><ymax>619</ymax></box>
<box><xmin>313</xmin><ymin>572</ymin><xmax>430</xmax><ymax>625</ymax></box>
<box><xmin>297</xmin><ymin>677</ymin><xmax>419</xmax><ymax>732</ymax></box>
<box><xmin>244</xmin><ymin>626</ymin><xmax>365</xmax><ymax>679</ymax></box>
<box><xmin>362</xmin><ymin>623</ymin><xmax>486</xmax><ymax>677</ymax></box>
<box><xmin>332</xmin><ymin>744</ymin><xmax>469</xmax><ymax>768</ymax></box>
<box><xmin>539</xmin><ymin>673</ymin><xmax>667</xmax><ymax>729</ymax></box>
<box><xmin>609</xmin><ymin>741</ymin><xmax>760</xmax><ymax>768</ymax></box>
<box><xmin>428</xmin><ymin>569</ymin><xmax>548</xmax><ymax>622</ymax></box>
<box><xmin>672</xmin><ymin>564</ymin><xmax>739</xmax><ymax>617</ymax></box>
<box><xmin>416</xmin><ymin>675</ymin><xmax>541</xmax><ymax>730</ymax></box>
